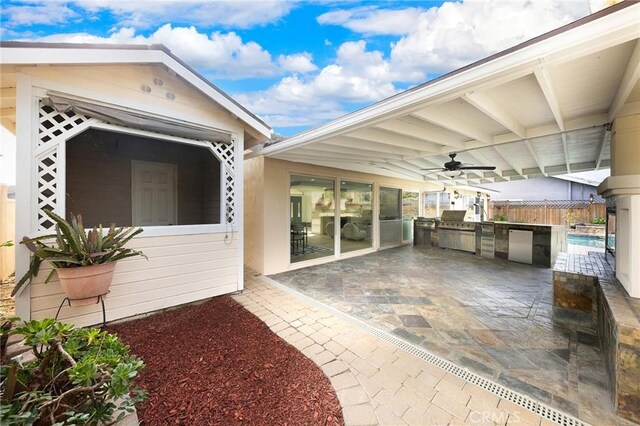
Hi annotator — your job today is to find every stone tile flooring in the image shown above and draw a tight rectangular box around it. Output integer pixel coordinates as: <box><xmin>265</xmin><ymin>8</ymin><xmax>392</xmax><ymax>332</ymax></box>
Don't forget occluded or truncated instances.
<box><xmin>235</xmin><ymin>270</ymin><xmax>560</xmax><ymax>425</ymax></box>
<box><xmin>270</xmin><ymin>246</ymin><xmax>635</xmax><ymax>426</ymax></box>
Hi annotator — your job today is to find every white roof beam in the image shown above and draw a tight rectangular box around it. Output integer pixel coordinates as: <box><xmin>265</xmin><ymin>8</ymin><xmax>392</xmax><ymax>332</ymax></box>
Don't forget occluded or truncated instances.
<box><xmin>346</xmin><ymin>128</ymin><xmax>444</xmax><ymax>152</ymax></box>
<box><xmin>533</xmin><ymin>67</ymin><xmax>565</xmax><ymax>131</ymax></box>
<box><xmin>595</xmin><ymin>125</ymin><xmax>611</xmax><ymax>169</ymax></box>
<box><xmin>524</xmin><ymin>139</ymin><xmax>548</xmax><ymax>176</ymax></box>
<box><xmin>561</xmin><ymin>133</ymin><xmax>571</xmax><ymax>173</ymax></box>
<box><xmin>461</xmin><ymin>113</ymin><xmax>608</xmax><ymax>151</ymax></box>
<box><xmin>463</xmin><ymin>91</ymin><xmax>527</xmax><ymax>138</ymax></box>
<box><xmin>412</xmin><ymin>108</ymin><xmax>493</xmax><ymax>144</ymax></box>
<box><xmin>492</xmin><ymin>145</ymin><xmax>527</xmax><ymax>178</ymax></box>
<box><xmin>463</xmin><ymin>150</ymin><xmax>509</xmax><ymax>181</ymax></box>
<box><xmin>276</xmin><ymin>152</ymin><xmax>383</xmax><ymax>164</ymax></box>
<box><xmin>374</xmin><ymin>118</ymin><xmax>467</xmax><ymax>150</ymax></box>
<box><xmin>373</xmin><ymin>162</ymin><xmax>432</xmax><ymax>181</ymax></box>
<box><xmin>287</xmin><ymin>158</ymin><xmax>420</xmax><ymax>181</ymax></box>
<box><xmin>297</xmin><ymin>144</ymin><xmax>405</xmax><ymax>161</ymax></box>
<box><xmin>386</xmin><ymin>161</ymin><xmax>442</xmax><ymax>183</ymax></box>
<box><xmin>609</xmin><ymin>39</ymin><xmax>640</xmax><ymax>121</ymax></box>
<box><xmin>322</xmin><ymin>136</ymin><xmax>426</xmax><ymax>157</ymax></box>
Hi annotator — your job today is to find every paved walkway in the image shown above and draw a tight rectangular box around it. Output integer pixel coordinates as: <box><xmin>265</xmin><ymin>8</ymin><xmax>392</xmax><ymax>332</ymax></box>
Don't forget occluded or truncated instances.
<box><xmin>235</xmin><ymin>269</ymin><xmax>564</xmax><ymax>426</ymax></box>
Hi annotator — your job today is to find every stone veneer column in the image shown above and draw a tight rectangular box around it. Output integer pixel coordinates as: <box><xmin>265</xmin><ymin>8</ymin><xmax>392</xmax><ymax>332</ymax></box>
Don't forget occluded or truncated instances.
<box><xmin>597</xmin><ymin>113</ymin><xmax>640</xmax><ymax>298</ymax></box>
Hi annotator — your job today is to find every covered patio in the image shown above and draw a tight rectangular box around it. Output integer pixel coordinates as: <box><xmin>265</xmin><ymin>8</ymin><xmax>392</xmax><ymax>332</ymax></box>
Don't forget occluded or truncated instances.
<box><xmin>270</xmin><ymin>245</ymin><xmax>632</xmax><ymax>425</ymax></box>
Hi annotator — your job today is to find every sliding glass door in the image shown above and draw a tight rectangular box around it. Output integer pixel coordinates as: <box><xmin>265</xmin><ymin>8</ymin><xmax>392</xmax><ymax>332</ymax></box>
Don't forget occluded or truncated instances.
<box><xmin>339</xmin><ymin>180</ymin><xmax>373</xmax><ymax>254</ymax></box>
<box><xmin>290</xmin><ymin>175</ymin><xmax>335</xmax><ymax>263</ymax></box>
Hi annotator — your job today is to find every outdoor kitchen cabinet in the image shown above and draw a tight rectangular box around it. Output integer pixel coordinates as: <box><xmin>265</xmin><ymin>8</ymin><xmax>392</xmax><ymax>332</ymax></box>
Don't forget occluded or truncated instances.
<box><xmin>492</xmin><ymin>223</ymin><xmax>567</xmax><ymax>268</ymax></box>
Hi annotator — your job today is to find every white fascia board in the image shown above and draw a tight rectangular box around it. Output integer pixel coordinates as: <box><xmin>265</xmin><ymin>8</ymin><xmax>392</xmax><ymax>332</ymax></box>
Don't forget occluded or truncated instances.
<box><xmin>0</xmin><ymin>46</ymin><xmax>272</xmax><ymax>140</ymax></box>
<box><xmin>253</xmin><ymin>3</ymin><xmax>639</xmax><ymax>158</ymax></box>
<box><xmin>0</xmin><ymin>47</ymin><xmax>164</xmax><ymax>65</ymax></box>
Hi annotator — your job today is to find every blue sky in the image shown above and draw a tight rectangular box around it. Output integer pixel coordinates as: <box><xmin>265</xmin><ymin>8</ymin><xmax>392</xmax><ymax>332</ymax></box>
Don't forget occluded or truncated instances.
<box><xmin>0</xmin><ymin>0</ymin><xmax>593</xmax><ymax>136</ymax></box>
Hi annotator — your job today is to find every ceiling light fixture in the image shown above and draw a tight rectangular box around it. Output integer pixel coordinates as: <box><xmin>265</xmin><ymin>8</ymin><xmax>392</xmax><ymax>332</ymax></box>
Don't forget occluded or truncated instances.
<box><xmin>443</xmin><ymin>169</ymin><xmax>462</xmax><ymax>178</ymax></box>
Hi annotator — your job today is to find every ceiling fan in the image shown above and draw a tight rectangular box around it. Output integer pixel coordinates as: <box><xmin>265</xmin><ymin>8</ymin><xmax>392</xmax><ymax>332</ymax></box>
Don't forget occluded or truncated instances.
<box><xmin>421</xmin><ymin>153</ymin><xmax>496</xmax><ymax>178</ymax></box>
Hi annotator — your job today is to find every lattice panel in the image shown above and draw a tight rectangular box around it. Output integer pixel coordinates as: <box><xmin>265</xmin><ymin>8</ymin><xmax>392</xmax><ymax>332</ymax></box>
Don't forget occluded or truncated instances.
<box><xmin>36</xmin><ymin>148</ymin><xmax>58</xmax><ymax>230</ymax></box>
<box><xmin>210</xmin><ymin>140</ymin><xmax>237</xmax><ymax>224</ymax></box>
<box><xmin>38</xmin><ymin>104</ymin><xmax>88</xmax><ymax>147</ymax></box>
<box><xmin>211</xmin><ymin>141</ymin><xmax>235</xmax><ymax>171</ymax></box>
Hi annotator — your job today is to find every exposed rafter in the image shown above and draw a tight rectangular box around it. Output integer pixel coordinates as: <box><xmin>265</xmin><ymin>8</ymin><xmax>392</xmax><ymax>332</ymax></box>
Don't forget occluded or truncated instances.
<box><xmin>411</xmin><ymin>108</ymin><xmax>493</xmax><ymax>144</ymax></box>
<box><xmin>461</xmin><ymin>150</ymin><xmax>509</xmax><ymax>180</ymax></box>
<box><xmin>533</xmin><ymin>67</ymin><xmax>565</xmax><ymax>131</ymax></box>
<box><xmin>295</xmin><ymin>146</ymin><xmax>404</xmax><ymax>162</ymax></box>
<box><xmin>524</xmin><ymin>139</ymin><xmax>548</xmax><ymax>176</ymax></box>
<box><xmin>323</xmin><ymin>136</ymin><xmax>425</xmax><ymax>157</ymax></box>
<box><xmin>609</xmin><ymin>39</ymin><xmax>640</xmax><ymax>121</ymax></box>
<box><xmin>374</xmin><ymin>117</ymin><xmax>466</xmax><ymax>150</ymax></box>
<box><xmin>346</xmin><ymin>128</ymin><xmax>446</xmax><ymax>153</ymax></box>
<box><xmin>492</xmin><ymin>145</ymin><xmax>527</xmax><ymax>178</ymax></box>
<box><xmin>460</xmin><ymin>113</ymin><xmax>608</xmax><ymax>152</ymax></box>
<box><xmin>595</xmin><ymin>125</ymin><xmax>611</xmax><ymax>169</ymax></box>
<box><xmin>463</xmin><ymin>91</ymin><xmax>527</xmax><ymax>138</ymax></box>
<box><xmin>561</xmin><ymin>133</ymin><xmax>571</xmax><ymax>173</ymax></box>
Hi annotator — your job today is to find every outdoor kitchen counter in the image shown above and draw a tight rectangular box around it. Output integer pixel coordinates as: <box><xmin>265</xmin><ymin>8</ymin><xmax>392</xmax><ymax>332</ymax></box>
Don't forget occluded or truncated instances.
<box><xmin>484</xmin><ymin>222</ymin><xmax>568</xmax><ymax>268</ymax></box>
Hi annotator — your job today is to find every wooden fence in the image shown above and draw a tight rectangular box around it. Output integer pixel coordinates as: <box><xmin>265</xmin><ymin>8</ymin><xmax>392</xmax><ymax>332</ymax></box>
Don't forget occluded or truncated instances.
<box><xmin>489</xmin><ymin>200</ymin><xmax>606</xmax><ymax>226</ymax></box>
<box><xmin>0</xmin><ymin>184</ymin><xmax>15</xmax><ymax>281</ymax></box>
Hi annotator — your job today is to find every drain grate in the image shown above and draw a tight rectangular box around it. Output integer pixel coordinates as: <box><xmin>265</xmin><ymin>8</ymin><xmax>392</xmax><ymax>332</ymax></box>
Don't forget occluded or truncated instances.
<box><xmin>263</xmin><ymin>277</ymin><xmax>591</xmax><ymax>426</ymax></box>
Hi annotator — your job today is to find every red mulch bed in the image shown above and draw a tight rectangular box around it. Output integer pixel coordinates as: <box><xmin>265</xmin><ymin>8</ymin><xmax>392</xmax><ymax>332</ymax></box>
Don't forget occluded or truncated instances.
<box><xmin>108</xmin><ymin>297</ymin><xmax>344</xmax><ymax>426</ymax></box>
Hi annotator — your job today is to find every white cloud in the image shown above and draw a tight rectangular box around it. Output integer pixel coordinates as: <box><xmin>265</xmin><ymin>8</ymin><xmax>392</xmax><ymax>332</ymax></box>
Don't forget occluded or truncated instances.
<box><xmin>234</xmin><ymin>40</ymin><xmax>400</xmax><ymax>128</ymax></box>
<box><xmin>2</xmin><ymin>3</ymin><xmax>80</xmax><ymax>26</ymax></box>
<box><xmin>37</xmin><ymin>25</ymin><xmax>277</xmax><ymax>79</ymax></box>
<box><xmin>76</xmin><ymin>0</ymin><xmax>296</xmax><ymax>29</ymax></box>
<box><xmin>278</xmin><ymin>52</ymin><xmax>318</xmax><ymax>73</ymax></box>
<box><xmin>317</xmin><ymin>6</ymin><xmax>423</xmax><ymax>36</ymax></box>
<box><xmin>319</xmin><ymin>0</ymin><xmax>590</xmax><ymax>79</ymax></box>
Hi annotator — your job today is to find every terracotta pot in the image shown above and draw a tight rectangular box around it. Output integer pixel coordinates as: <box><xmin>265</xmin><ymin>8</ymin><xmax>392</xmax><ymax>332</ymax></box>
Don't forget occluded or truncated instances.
<box><xmin>56</xmin><ymin>263</ymin><xmax>116</xmax><ymax>307</ymax></box>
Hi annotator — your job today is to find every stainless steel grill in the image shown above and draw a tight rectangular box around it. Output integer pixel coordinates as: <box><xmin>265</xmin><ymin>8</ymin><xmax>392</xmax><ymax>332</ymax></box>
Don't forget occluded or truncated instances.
<box><xmin>437</xmin><ymin>210</ymin><xmax>477</xmax><ymax>252</ymax></box>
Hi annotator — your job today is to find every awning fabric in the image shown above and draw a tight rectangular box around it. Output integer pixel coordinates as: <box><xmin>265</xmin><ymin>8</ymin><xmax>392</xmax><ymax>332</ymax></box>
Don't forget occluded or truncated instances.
<box><xmin>42</xmin><ymin>94</ymin><xmax>231</xmax><ymax>144</ymax></box>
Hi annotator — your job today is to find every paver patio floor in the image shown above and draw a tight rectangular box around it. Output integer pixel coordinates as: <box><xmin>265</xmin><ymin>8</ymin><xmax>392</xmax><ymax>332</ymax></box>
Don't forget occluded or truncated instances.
<box><xmin>236</xmin><ymin>270</ymin><xmax>558</xmax><ymax>425</ymax></box>
<box><xmin>269</xmin><ymin>245</ymin><xmax>633</xmax><ymax>425</ymax></box>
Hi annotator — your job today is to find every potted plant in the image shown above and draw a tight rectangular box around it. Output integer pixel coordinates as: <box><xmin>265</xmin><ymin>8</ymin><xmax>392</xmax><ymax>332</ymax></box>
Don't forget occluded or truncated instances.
<box><xmin>12</xmin><ymin>210</ymin><xmax>146</xmax><ymax>306</ymax></box>
<box><xmin>0</xmin><ymin>318</ymin><xmax>145</xmax><ymax>424</ymax></box>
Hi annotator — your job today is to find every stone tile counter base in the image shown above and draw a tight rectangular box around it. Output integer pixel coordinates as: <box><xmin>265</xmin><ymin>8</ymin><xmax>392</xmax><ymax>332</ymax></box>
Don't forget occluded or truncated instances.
<box><xmin>553</xmin><ymin>252</ymin><xmax>640</xmax><ymax>424</ymax></box>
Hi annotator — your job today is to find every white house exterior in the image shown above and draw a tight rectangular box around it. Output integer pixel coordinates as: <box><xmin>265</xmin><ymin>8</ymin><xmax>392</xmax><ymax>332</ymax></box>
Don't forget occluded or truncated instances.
<box><xmin>0</xmin><ymin>42</ymin><xmax>271</xmax><ymax>327</ymax></box>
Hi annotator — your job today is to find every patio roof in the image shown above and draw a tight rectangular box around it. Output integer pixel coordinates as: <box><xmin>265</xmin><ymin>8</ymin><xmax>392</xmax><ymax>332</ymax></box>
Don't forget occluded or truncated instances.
<box><xmin>0</xmin><ymin>42</ymin><xmax>273</xmax><ymax>147</ymax></box>
<box><xmin>248</xmin><ymin>1</ymin><xmax>640</xmax><ymax>187</ymax></box>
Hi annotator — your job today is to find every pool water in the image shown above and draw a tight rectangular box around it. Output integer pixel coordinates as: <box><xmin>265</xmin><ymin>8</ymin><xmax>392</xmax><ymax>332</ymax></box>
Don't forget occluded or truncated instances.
<box><xmin>567</xmin><ymin>234</ymin><xmax>615</xmax><ymax>249</ymax></box>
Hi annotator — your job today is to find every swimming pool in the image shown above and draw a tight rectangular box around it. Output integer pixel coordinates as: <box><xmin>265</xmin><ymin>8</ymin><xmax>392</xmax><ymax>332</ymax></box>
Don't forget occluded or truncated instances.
<box><xmin>567</xmin><ymin>234</ymin><xmax>615</xmax><ymax>249</ymax></box>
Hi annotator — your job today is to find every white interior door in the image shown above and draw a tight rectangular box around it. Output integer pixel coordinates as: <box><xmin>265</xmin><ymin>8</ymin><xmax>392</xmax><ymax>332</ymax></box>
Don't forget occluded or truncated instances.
<box><xmin>132</xmin><ymin>161</ymin><xmax>177</xmax><ymax>226</ymax></box>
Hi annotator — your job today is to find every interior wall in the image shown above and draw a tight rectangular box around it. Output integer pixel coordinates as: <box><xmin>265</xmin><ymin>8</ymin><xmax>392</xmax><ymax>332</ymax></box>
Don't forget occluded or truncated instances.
<box><xmin>66</xmin><ymin>128</ymin><xmax>220</xmax><ymax>227</ymax></box>
<box><xmin>259</xmin><ymin>157</ymin><xmax>444</xmax><ymax>275</ymax></box>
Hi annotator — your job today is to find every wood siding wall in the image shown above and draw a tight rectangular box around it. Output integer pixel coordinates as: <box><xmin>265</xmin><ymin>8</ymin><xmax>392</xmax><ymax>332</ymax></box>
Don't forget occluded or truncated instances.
<box><xmin>0</xmin><ymin>184</ymin><xmax>15</xmax><ymax>281</ymax></box>
<box><xmin>29</xmin><ymin>232</ymin><xmax>238</xmax><ymax>327</ymax></box>
<box><xmin>490</xmin><ymin>202</ymin><xmax>606</xmax><ymax>225</ymax></box>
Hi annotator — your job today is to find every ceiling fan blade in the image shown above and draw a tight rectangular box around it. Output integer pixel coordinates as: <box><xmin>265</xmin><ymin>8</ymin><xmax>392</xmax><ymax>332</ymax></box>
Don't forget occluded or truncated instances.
<box><xmin>458</xmin><ymin>166</ymin><xmax>496</xmax><ymax>171</ymax></box>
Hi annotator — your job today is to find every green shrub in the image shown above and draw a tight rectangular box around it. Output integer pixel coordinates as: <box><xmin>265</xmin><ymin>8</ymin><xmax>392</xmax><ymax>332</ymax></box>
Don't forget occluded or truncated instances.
<box><xmin>1</xmin><ymin>318</ymin><xmax>145</xmax><ymax>425</ymax></box>
<box><xmin>492</xmin><ymin>215</ymin><xmax>508</xmax><ymax>222</ymax></box>
<box><xmin>592</xmin><ymin>217</ymin><xmax>606</xmax><ymax>225</ymax></box>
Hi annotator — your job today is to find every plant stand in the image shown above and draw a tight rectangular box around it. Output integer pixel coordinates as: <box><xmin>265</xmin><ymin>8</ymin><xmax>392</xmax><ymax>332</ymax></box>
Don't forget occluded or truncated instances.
<box><xmin>55</xmin><ymin>291</ymin><xmax>109</xmax><ymax>329</ymax></box>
